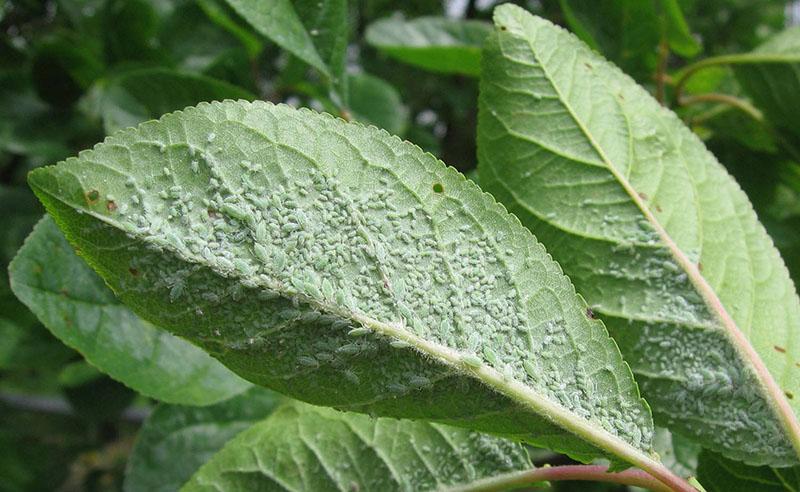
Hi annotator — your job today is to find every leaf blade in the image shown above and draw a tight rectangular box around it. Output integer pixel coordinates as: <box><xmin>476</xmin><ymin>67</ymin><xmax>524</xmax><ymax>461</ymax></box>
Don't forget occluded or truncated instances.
<box><xmin>222</xmin><ymin>0</ymin><xmax>330</xmax><ymax>77</ymax></box>
<box><xmin>365</xmin><ymin>17</ymin><xmax>491</xmax><ymax>76</ymax></box>
<box><xmin>182</xmin><ymin>400</ymin><xmax>532</xmax><ymax>492</ymax></box>
<box><xmin>27</xmin><ymin>99</ymin><xmax>664</xmax><ymax>473</ymax></box>
<box><xmin>478</xmin><ymin>4</ymin><xmax>800</xmax><ymax>466</ymax></box>
<box><xmin>9</xmin><ymin>216</ymin><xmax>251</xmax><ymax>406</ymax></box>
<box><xmin>125</xmin><ymin>387</ymin><xmax>280</xmax><ymax>492</ymax></box>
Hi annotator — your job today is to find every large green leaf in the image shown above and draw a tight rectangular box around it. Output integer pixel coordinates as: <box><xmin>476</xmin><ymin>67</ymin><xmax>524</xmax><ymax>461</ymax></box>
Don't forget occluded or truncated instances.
<box><xmin>183</xmin><ymin>401</ymin><xmax>532</xmax><ymax>491</ymax></box>
<box><xmin>85</xmin><ymin>68</ymin><xmax>255</xmax><ymax>135</ymax></box>
<box><xmin>9</xmin><ymin>216</ymin><xmax>251</xmax><ymax>405</ymax></box>
<box><xmin>478</xmin><ymin>4</ymin><xmax>800</xmax><ymax>466</ymax></box>
<box><xmin>222</xmin><ymin>0</ymin><xmax>330</xmax><ymax>78</ymax></box>
<box><xmin>27</xmin><ymin>100</ymin><xmax>679</xmax><ymax>481</ymax></box>
<box><xmin>125</xmin><ymin>388</ymin><xmax>280</xmax><ymax>492</ymax></box>
<box><xmin>365</xmin><ymin>17</ymin><xmax>491</xmax><ymax>76</ymax></box>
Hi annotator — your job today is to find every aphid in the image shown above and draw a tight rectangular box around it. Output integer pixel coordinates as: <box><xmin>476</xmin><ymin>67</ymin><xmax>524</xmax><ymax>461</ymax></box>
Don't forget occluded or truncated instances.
<box><xmin>253</xmin><ymin>243</ymin><xmax>271</xmax><ymax>263</ymax></box>
<box><xmin>482</xmin><ymin>346</ymin><xmax>499</xmax><ymax>366</ymax></box>
<box><xmin>336</xmin><ymin>344</ymin><xmax>360</xmax><ymax>355</ymax></box>
<box><xmin>390</xmin><ymin>340</ymin><xmax>412</xmax><ymax>349</ymax></box>
<box><xmin>297</xmin><ymin>356</ymin><xmax>319</xmax><ymax>368</ymax></box>
<box><xmin>523</xmin><ymin>360</ymin><xmax>537</xmax><ymax>379</ymax></box>
<box><xmin>408</xmin><ymin>376</ymin><xmax>430</xmax><ymax>388</ymax></box>
<box><xmin>461</xmin><ymin>353</ymin><xmax>483</xmax><ymax>368</ymax></box>
<box><xmin>234</xmin><ymin>259</ymin><xmax>254</xmax><ymax>276</ymax></box>
<box><xmin>169</xmin><ymin>282</ymin><xmax>184</xmax><ymax>302</ymax></box>
<box><xmin>348</xmin><ymin>327</ymin><xmax>370</xmax><ymax>337</ymax></box>
<box><xmin>221</xmin><ymin>203</ymin><xmax>248</xmax><ymax>221</ymax></box>
<box><xmin>343</xmin><ymin>370</ymin><xmax>359</xmax><ymax>385</ymax></box>
<box><xmin>321</xmin><ymin>279</ymin><xmax>334</xmax><ymax>299</ymax></box>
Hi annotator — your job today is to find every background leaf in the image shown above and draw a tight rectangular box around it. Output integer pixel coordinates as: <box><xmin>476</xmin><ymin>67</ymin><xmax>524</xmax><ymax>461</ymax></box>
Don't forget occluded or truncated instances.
<box><xmin>696</xmin><ymin>450</ymin><xmax>800</xmax><ymax>492</ymax></box>
<box><xmin>346</xmin><ymin>72</ymin><xmax>409</xmax><ymax>136</ymax></box>
<box><xmin>559</xmin><ymin>0</ymin><xmax>699</xmax><ymax>81</ymax></box>
<box><xmin>84</xmin><ymin>68</ymin><xmax>255</xmax><ymax>134</ymax></box>
<box><xmin>366</xmin><ymin>17</ymin><xmax>491</xmax><ymax>76</ymax></box>
<box><xmin>222</xmin><ymin>0</ymin><xmax>330</xmax><ymax>78</ymax></box>
<box><xmin>183</xmin><ymin>400</ymin><xmax>532</xmax><ymax>492</ymax></box>
<box><xmin>730</xmin><ymin>27</ymin><xmax>800</xmax><ymax>153</ymax></box>
<box><xmin>9</xmin><ymin>216</ymin><xmax>251</xmax><ymax>406</ymax></box>
<box><xmin>477</xmin><ymin>5</ymin><xmax>800</xmax><ymax>466</ymax></box>
<box><xmin>125</xmin><ymin>388</ymin><xmax>280</xmax><ymax>492</ymax></box>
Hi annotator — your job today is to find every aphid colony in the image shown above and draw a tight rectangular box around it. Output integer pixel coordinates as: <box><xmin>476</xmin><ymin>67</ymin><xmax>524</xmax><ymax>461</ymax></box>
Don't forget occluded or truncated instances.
<box><xmin>80</xmin><ymin>103</ymin><xmax>652</xmax><ymax>449</ymax></box>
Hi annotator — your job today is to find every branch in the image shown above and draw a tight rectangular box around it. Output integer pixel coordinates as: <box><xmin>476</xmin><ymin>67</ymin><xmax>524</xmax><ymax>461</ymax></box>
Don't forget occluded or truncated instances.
<box><xmin>679</xmin><ymin>92</ymin><xmax>763</xmax><ymax>122</ymax></box>
<box><xmin>447</xmin><ymin>464</ymin><xmax>688</xmax><ymax>492</ymax></box>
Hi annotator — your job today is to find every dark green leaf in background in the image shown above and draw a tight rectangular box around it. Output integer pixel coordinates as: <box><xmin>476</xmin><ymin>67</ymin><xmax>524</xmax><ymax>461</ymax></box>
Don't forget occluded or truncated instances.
<box><xmin>366</xmin><ymin>17</ymin><xmax>492</xmax><ymax>76</ymax></box>
<box><xmin>9</xmin><ymin>216</ymin><xmax>251</xmax><ymax>406</ymax></box>
<box><xmin>183</xmin><ymin>401</ymin><xmax>532</xmax><ymax>492</ymax></box>
<box><xmin>125</xmin><ymin>388</ymin><xmax>280</xmax><ymax>492</ymax></box>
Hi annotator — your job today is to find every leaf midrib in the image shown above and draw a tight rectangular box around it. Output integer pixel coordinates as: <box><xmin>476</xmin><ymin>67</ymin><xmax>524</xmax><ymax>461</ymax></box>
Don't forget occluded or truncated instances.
<box><xmin>518</xmin><ymin>20</ymin><xmax>800</xmax><ymax>458</ymax></box>
<box><xmin>30</xmin><ymin>174</ymin><xmax>667</xmax><ymax>478</ymax></box>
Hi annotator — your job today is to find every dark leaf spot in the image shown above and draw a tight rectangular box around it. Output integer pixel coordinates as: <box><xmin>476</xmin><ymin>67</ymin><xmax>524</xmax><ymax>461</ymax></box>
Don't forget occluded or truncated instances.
<box><xmin>85</xmin><ymin>189</ymin><xmax>100</xmax><ymax>205</ymax></box>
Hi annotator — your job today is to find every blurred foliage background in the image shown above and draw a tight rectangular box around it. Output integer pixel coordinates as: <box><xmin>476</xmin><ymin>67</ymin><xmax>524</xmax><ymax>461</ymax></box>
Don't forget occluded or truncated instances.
<box><xmin>1</xmin><ymin>0</ymin><xmax>799</xmax><ymax>490</ymax></box>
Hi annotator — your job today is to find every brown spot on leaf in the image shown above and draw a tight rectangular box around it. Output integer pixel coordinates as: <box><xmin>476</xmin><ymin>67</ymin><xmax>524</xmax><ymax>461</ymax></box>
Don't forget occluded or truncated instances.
<box><xmin>85</xmin><ymin>190</ymin><xmax>100</xmax><ymax>205</ymax></box>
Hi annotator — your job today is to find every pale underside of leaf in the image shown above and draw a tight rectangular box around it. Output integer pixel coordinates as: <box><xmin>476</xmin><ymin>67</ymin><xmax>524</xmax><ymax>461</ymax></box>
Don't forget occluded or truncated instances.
<box><xmin>9</xmin><ymin>216</ymin><xmax>251</xmax><ymax>406</ymax></box>
<box><xmin>182</xmin><ymin>400</ymin><xmax>532</xmax><ymax>492</ymax></box>
<box><xmin>477</xmin><ymin>4</ymin><xmax>800</xmax><ymax>466</ymax></box>
<box><xmin>28</xmin><ymin>100</ymin><xmax>658</xmax><ymax>470</ymax></box>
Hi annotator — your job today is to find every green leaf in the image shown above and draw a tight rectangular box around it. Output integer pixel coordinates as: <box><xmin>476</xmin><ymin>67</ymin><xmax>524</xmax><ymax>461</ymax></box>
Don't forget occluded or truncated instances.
<box><xmin>221</xmin><ymin>0</ymin><xmax>330</xmax><ymax>77</ymax></box>
<box><xmin>730</xmin><ymin>27</ymin><xmax>800</xmax><ymax>148</ymax></box>
<box><xmin>183</xmin><ymin>401</ymin><xmax>532</xmax><ymax>491</ymax></box>
<box><xmin>9</xmin><ymin>216</ymin><xmax>251</xmax><ymax>406</ymax></box>
<box><xmin>347</xmin><ymin>72</ymin><xmax>408</xmax><ymax>136</ymax></box>
<box><xmin>27</xmin><ymin>100</ymin><xmax>669</xmax><ymax>476</ymax></box>
<box><xmin>652</xmin><ymin>428</ymin><xmax>701</xmax><ymax>478</ymax></box>
<box><xmin>365</xmin><ymin>17</ymin><xmax>491</xmax><ymax>76</ymax></box>
<box><xmin>294</xmin><ymin>0</ymin><xmax>349</xmax><ymax>97</ymax></box>
<box><xmin>86</xmin><ymin>68</ymin><xmax>255</xmax><ymax>134</ymax></box>
<box><xmin>477</xmin><ymin>5</ymin><xmax>800</xmax><ymax>466</ymax></box>
<box><xmin>125</xmin><ymin>388</ymin><xmax>280</xmax><ymax>492</ymax></box>
<box><xmin>195</xmin><ymin>0</ymin><xmax>263</xmax><ymax>59</ymax></box>
<box><xmin>559</xmin><ymin>0</ymin><xmax>699</xmax><ymax>81</ymax></box>
<box><xmin>696</xmin><ymin>451</ymin><xmax>800</xmax><ymax>492</ymax></box>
